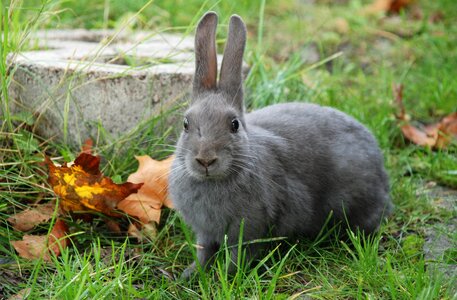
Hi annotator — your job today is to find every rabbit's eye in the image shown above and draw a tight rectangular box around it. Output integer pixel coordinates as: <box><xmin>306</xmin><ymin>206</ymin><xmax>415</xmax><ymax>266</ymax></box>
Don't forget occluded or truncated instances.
<box><xmin>231</xmin><ymin>119</ymin><xmax>239</xmax><ymax>133</ymax></box>
<box><xmin>183</xmin><ymin>117</ymin><xmax>189</xmax><ymax>131</ymax></box>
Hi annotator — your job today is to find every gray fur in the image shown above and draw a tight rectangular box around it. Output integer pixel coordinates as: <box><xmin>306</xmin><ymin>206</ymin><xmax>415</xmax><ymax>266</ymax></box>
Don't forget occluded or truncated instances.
<box><xmin>193</xmin><ymin>12</ymin><xmax>218</xmax><ymax>95</ymax></box>
<box><xmin>169</xmin><ymin>12</ymin><xmax>392</xmax><ymax>278</ymax></box>
<box><xmin>219</xmin><ymin>15</ymin><xmax>246</xmax><ymax>111</ymax></box>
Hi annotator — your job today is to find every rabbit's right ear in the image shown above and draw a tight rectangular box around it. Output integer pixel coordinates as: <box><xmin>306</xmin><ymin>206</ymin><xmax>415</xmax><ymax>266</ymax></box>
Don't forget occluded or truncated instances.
<box><xmin>193</xmin><ymin>12</ymin><xmax>218</xmax><ymax>96</ymax></box>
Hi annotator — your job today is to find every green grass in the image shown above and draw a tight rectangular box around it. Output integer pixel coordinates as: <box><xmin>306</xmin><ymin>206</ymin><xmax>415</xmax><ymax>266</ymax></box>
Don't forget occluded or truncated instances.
<box><xmin>1</xmin><ymin>0</ymin><xmax>457</xmax><ymax>299</ymax></box>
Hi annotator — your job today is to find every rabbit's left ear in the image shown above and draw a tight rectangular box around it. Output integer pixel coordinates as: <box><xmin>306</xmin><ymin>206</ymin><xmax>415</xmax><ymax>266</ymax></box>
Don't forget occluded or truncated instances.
<box><xmin>219</xmin><ymin>15</ymin><xmax>247</xmax><ymax>111</ymax></box>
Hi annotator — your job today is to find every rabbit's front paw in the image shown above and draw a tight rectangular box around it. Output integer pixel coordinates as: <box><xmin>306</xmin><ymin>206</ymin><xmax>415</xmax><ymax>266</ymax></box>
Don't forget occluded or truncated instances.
<box><xmin>180</xmin><ymin>261</ymin><xmax>196</xmax><ymax>280</ymax></box>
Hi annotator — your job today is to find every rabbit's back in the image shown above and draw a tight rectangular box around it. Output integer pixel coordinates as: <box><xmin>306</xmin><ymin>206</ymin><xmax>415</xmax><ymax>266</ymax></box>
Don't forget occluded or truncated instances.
<box><xmin>246</xmin><ymin>102</ymin><xmax>391</xmax><ymax>235</ymax></box>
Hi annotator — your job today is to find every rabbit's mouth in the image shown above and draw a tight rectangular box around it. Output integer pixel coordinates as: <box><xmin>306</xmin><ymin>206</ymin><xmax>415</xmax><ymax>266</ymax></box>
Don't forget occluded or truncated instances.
<box><xmin>191</xmin><ymin>170</ymin><xmax>226</xmax><ymax>181</ymax></box>
<box><xmin>192</xmin><ymin>166</ymin><xmax>224</xmax><ymax>180</ymax></box>
<box><xmin>187</xmin><ymin>157</ymin><xmax>230</xmax><ymax>180</ymax></box>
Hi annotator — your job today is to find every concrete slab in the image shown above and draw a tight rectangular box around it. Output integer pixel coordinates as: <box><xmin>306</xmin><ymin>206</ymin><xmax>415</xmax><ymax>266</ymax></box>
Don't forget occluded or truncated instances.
<box><xmin>7</xmin><ymin>29</ymin><xmax>201</xmax><ymax>146</ymax></box>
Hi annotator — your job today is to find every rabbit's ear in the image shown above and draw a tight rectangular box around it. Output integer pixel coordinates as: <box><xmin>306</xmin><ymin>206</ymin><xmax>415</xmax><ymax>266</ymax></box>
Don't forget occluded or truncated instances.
<box><xmin>219</xmin><ymin>15</ymin><xmax>246</xmax><ymax>111</ymax></box>
<box><xmin>193</xmin><ymin>12</ymin><xmax>218</xmax><ymax>95</ymax></box>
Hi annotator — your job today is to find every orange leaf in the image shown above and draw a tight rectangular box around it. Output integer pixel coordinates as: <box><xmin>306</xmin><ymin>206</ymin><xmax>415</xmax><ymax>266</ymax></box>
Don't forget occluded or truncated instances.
<box><xmin>117</xmin><ymin>194</ymin><xmax>162</xmax><ymax>224</ymax></box>
<box><xmin>48</xmin><ymin>219</ymin><xmax>69</xmax><ymax>256</ymax></box>
<box><xmin>105</xmin><ymin>219</ymin><xmax>122</xmax><ymax>234</ymax></box>
<box><xmin>400</xmin><ymin>124</ymin><xmax>436</xmax><ymax>147</ymax></box>
<box><xmin>127</xmin><ymin>223</ymin><xmax>143</xmax><ymax>240</ymax></box>
<box><xmin>363</xmin><ymin>0</ymin><xmax>414</xmax><ymax>14</ymax></box>
<box><xmin>389</xmin><ymin>0</ymin><xmax>414</xmax><ymax>13</ymax></box>
<box><xmin>11</xmin><ymin>219</ymin><xmax>69</xmax><ymax>261</ymax></box>
<box><xmin>81</xmin><ymin>138</ymin><xmax>94</xmax><ymax>154</ymax></box>
<box><xmin>117</xmin><ymin>155</ymin><xmax>174</xmax><ymax>224</ymax></box>
<box><xmin>127</xmin><ymin>222</ymin><xmax>158</xmax><ymax>242</ymax></box>
<box><xmin>7</xmin><ymin>202</ymin><xmax>57</xmax><ymax>231</ymax></box>
<box><xmin>394</xmin><ymin>84</ymin><xmax>457</xmax><ymax>149</ymax></box>
<box><xmin>11</xmin><ymin>235</ymin><xmax>49</xmax><ymax>260</ymax></box>
<box><xmin>435</xmin><ymin>112</ymin><xmax>457</xmax><ymax>149</ymax></box>
<box><xmin>46</xmin><ymin>153</ymin><xmax>143</xmax><ymax>216</ymax></box>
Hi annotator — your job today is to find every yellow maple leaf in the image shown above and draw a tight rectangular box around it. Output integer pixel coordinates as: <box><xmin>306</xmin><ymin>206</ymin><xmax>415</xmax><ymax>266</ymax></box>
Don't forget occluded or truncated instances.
<box><xmin>46</xmin><ymin>153</ymin><xmax>143</xmax><ymax>216</ymax></box>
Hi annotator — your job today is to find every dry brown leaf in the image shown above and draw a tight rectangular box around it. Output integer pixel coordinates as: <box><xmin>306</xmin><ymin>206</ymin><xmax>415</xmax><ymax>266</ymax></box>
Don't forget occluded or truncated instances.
<box><xmin>48</xmin><ymin>219</ymin><xmax>70</xmax><ymax>256</ymax></box>
<box><xmin>389</xmin><ymin>0</ymin><xmax>414</xmax><ymax>13</ymax></box>
<box><xmin>11</xmin><ymin>219</ymin><xmax>69</xmax><ymax>261</ymax></box>
<box><xmin>363</xmin><ymin>0</ymin><xmax>414</xmax><ymax>14</ymax></box>
<box><xmin>435</xmin><ymin>113</ymin><xmax>457</xmax><ymax>149</ymax></box>
<box><xmin>11</xmin><ymin>235</ymin><xmax>49</xmax><ymax>260</ymax></box>
<box><xmin>429</xmin><ymin>11</ymin><xmax>444</xmax><ymax>24</ymax></box>
<box><xmin>117</xmin><ymin>155</ymin><xmax>174</xmax><ymax>224</ymax></box>
<box><xmin>105</xmin><ymin>219</ymin><xmax>122</xmax><ymax>234</ymax></box>
<box><xmin>127</xmin><ymin>223</ymin><xmax>143</xmax><ymax>240</ymax></box>
<box><xmin>334</xmin><ymin>18</ymin><xmax>349</xmax><ymax>35</ymax></box>
<box><xmin>46</xmin><ymin>153</ymin><xmax>143</xmax><ymax>216</ymax></box>
<box><xmin>394</xmin><ymin>84</ymin><xmax>457</xmax><ymax>149</ymax></box>
<box><xmin>7</xmin><ymin>202</ymin><xmax>57</xmax><ymax>231</ymax></box>
<box><xmin>400</xmin><ymin>124</ymin><xmax>436</xmax><ymax>147</ymax></box>
<box><xmin>9</xmin><ymin>288</ymin><xmax>31</xmax><ymax>300</ymax></box>
<box><xmin>81</xmin><ymin>138</ymin><xmax>94</xmax><ymax>154</ymax></box>
<box><xmin>127</xmin><ymin>222</ymin><xmax>158</xmax><ymax>242</ymax></box>
<box><xmin>117</xmin><ymin>195</ymin><xmax>162</xmax><ymax>224</ymax></box>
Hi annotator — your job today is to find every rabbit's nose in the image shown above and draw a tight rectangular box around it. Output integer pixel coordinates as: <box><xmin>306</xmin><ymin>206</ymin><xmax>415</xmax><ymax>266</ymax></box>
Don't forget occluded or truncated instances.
<box><xmin>196</xmin><ymin>157</ymin><xmax>217</xmax><ymax>168</ymax></box>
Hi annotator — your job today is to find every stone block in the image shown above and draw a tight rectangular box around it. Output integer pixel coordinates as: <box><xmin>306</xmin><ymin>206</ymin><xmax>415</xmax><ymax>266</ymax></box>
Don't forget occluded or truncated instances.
<box><xmin>8</xmin><ymin>29</ymin><xmax>198</xmax><ymax>146</ymax></box>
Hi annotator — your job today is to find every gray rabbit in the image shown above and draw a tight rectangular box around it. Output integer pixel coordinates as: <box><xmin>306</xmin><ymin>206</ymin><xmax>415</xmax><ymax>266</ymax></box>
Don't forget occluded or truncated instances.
<box><xmin>169</xmin><ymin>12</ymin><xmax>392</xmax><ymax>278</ymax></box>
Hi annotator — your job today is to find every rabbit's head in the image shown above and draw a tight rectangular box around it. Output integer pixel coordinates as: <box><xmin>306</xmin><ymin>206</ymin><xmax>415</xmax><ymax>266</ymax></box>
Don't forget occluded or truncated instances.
<box><xmin>176</xmin><ymin>12</ymin><xmax>248</xmax><ymax>180</ymax></box>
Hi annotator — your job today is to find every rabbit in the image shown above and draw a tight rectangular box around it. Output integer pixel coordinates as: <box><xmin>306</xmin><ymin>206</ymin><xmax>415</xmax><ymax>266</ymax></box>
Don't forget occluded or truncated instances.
<box><xmin>169</xmin><ymin>12</ymin><xmax>392</xmax><ymax>278</ymax></box>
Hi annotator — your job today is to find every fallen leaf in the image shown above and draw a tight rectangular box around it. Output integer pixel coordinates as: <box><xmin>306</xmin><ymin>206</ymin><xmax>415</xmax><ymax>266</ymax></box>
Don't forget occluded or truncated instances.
<box><xmin>11</xmin><ymin>235</ymin><xmax>48</xmax><ymax>260</ymax></box>
<box><xmin>435</xmin><ymin>113</ymin><xmax>457</xmax><ymax>149</ymax></box>
<box><xmin>118</xmin><ymin>195</ymin><xmax>162</xmax><ymax>224</ymax></box>
<box><xmin>11</xmin><ymin>219</ymin><xmax>69</xmax><ymax>261</ymax></box>
<box><xmin>363</xmin><ymin>0</ymin><xmax>414</xmax><ymax>14</ymax></box>
<box><xmin>429</xmin><ymin>11</ymin><xmax>444</xmax><ymax>24</ymax></box>
<box><xmin>9</xmin><ymin>288</ymin><xmax>31</xmax><ymax>300</ymax></box>
<box><xmin>81</xmin><ymin>138</ymin><xmax>94</xmax><ymax>154</ymax></box>
<box><xmin>46</xmin><ymin>153</ymin><xmax>143</xmax><ymax>216</ymax></box>
<box><xmin>105</xmin><ymin>219</ymin><xmax>122</xmax><ymax>234</ymax></box>
<box><xmin>48</xmin><ymin>219</ymin><xmax>70</xmax><ymax>256</ymax></box>
<box><xmin>394</xmin><ymin>84</ymin><xmax>457</xmax><ymax>149</ymax></box>
<box><xmin>399</xmin><ymin>124</ymin><xmax>436</xmax><ymax>147</ymax></box>
<box><xmin>7</xmin><ymin>202</ymin><xmax>57</xmax><ymax>231</ymax></box>
<box><xmin>127</xmin><ymin>222</ymin><xmax>158</xmax><ymax>242</ymax></box>
<box><xmin>127</xmin><ymin>223</ymin><xmax>143</xmax><ymax>241</ymax></box>
<box><xmin>117</xmin><ymin>155</ymin><xmax>174</xmax><ymax>224</ymax></box>
<box><xmin>333</xmin><ymin>18</ymin><xmax>349</xmax><ymax>35</ymax></box>
<box><xmin>394</xmin><ymin>84</ymin><xmax>407</xmax><ymax>121</ymax></box>
<box><xmin>389</xmin><ymin>0</ymin><xmax>414</xmax><ymax>13</ymax></box>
